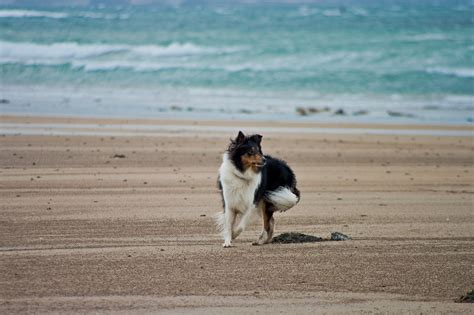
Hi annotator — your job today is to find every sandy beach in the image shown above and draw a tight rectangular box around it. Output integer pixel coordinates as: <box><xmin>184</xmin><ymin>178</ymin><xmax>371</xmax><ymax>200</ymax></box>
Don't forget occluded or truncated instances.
<box><xmin>0</xmin><ymin>115</ymin><xmax>472</xmax><ymax>314</ymax></box>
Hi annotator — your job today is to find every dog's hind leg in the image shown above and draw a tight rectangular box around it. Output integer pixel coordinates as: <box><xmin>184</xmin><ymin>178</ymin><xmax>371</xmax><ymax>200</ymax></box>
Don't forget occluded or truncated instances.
<box><xmin>232</xmin><ymin>206</ymin><xmax>256</xmax><ymax>240</ymax></box>
<box><xmin>266</xmin><ymin>212</ymin><xmax>275</xmax><ymax>241</ymax></box>
<box><xmin>231</xmin><ymin>216</ymin><xmax>244</xmax><ymax>240</ymax></box>
<box><xmin>253</xmin><ymin>203</ymin><xmax>275</xmax><ymax>245</ymax></box>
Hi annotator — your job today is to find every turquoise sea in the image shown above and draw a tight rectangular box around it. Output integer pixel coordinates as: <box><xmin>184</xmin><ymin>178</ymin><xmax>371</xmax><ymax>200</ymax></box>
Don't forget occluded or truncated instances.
<box><xmin>0</xmin><ymin>0</ymin><xmax>473</xmax><ymax>123</ymax></box>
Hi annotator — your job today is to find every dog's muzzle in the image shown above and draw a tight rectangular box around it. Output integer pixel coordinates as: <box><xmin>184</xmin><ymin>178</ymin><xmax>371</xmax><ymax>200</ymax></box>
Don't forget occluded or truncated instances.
<box><xmin>254</xmin><ymin>157</ymin><xmax>266</xmax><ymax>168</ymax></box>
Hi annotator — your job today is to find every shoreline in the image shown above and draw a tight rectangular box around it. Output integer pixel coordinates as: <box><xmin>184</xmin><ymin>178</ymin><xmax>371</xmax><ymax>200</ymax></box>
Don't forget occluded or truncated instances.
<box><xmin>1</xmin><ymin>83</ymin><xmax>473</xmax><ymax>126</ymax></box>
<box><xmin>1</xmin><ymin>115</ymin><xmax>473</xmax><ymax>138</ymax></box>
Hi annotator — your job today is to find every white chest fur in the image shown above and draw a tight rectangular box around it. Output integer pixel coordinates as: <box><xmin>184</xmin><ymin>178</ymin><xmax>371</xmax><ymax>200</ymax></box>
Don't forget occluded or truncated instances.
<box><xmin>219</xmin><ymin>153</ymin><xmax>262</xmax><ymax>213</ymax></box>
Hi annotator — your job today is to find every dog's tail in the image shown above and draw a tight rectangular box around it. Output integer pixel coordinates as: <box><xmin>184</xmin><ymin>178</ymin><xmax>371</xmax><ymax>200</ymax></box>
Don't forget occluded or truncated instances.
<box><xmin>214</xmin><ymin>211</ymin><xmax>226</xmax><ymax>237</ymax></box>
<box><xmin>265</xmin><ymin>186</ymin><xmax>300</xmax><ymax>212</ymax></box>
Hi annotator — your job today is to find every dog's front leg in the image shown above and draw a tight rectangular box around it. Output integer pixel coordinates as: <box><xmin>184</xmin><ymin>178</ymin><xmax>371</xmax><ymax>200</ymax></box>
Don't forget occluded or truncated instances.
<box><xmin>223</xmin><ymin>208</ymin><xmax>236</xmax><ymax>248</ymax></box>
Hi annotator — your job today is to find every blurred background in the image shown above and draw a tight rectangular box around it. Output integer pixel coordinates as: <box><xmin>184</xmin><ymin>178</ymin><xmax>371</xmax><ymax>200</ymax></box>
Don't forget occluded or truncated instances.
<box><xmin>0</xmin><ymin>0</ymin><xmax>473</xmax><ymax>123</ymax></box>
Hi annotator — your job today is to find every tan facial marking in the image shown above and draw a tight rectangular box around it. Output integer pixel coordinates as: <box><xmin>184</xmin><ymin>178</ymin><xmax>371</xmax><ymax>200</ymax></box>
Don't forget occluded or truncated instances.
<box><xmin>241</xmin><ymin>153</ymin><xmax>264</xmax><ymax>172</ymax></box>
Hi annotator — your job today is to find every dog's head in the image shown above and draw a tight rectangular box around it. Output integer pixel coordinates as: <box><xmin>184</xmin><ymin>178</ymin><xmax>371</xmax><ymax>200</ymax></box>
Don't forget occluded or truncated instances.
<box><xmin>227</xmin><ymin>131</ymin><xmax>266</xmax><ymax>173</ymax></box>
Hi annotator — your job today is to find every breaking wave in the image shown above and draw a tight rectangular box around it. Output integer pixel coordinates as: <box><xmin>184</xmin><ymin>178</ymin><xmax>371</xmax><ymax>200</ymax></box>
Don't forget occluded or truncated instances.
<box><xmin>0</xmin><ymin>9</ymin><xmax>129</xmax><ymax>19</ymax></box>
<box><xmin>0</xmin><ymin>9</ymin><xmax>68</xmax><ymax>19</ymax></box>
<box><xmin>426</xmin><ymin>67</ymin><xmax>474</xmax><ymax>78</ymax></box>
<box><xmin>0</xmin><ymin>40</ymin><xmax>245</xmax><ymax>65</ymax></box>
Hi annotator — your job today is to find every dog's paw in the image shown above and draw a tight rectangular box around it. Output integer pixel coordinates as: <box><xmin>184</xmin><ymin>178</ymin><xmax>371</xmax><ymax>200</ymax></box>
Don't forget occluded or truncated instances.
<box><xmin>223</xmin><ymin>242</ymin><xmax>233</xmax><ymax>248</ymax></box>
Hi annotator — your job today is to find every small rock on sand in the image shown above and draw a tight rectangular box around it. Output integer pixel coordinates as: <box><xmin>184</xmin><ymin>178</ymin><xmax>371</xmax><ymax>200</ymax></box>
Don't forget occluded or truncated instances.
<box><xmin>353</xmin><ymin>110</ymin><xmax>369</xmax><ymax>116</ymax></box>
<box><xmin>330</xmin><ymin>232</ymin><xmax>352</xmax><ymax>241</ymax></box>
<box><xmin>296</xmin><ymin>107</ymin><xmax>308</xmax><ymax>116</ymax></box>
<box><xmin>334</xmin><ymin>109</ymin><xmax>346</xmax><ymax>115</ymax></box>
<box><xmin>387</xmin><ymin>110</ymin><xmax>415</xmax><ymax>118</ymax></box>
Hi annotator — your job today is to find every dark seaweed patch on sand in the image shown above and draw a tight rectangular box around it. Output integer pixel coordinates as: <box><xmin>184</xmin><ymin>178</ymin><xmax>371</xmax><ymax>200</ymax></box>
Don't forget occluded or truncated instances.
<box><xmin>455</xmin><ymin>289</ymin><xmax>474</xmax><ymax>303</ymax></box>
<box><xmin>272</xmin><ymin>232</ymin><xmax>351</xmax><ymax>244</ymax></box>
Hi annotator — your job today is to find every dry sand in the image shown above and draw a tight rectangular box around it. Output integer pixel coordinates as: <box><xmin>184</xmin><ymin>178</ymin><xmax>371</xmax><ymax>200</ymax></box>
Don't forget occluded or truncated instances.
<box><xmin>0</xmin><ymin>115</ymin><xmax>473</xmax><ymax>314</ymax></box>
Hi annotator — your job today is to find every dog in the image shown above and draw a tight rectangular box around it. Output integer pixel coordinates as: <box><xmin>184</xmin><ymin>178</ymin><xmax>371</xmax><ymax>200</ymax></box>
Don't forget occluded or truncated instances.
<box><xmin>216</xmin><ymin>131</ymin><xmax>300</xmax><ymax>247</ymax></box>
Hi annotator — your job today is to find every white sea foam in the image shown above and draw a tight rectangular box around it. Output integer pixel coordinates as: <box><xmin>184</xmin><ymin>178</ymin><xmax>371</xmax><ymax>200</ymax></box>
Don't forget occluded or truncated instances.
<box><xmin>0</xmin><ymin>40</ymin><xmax>243</xmax><ymax>65</ymax></box>
<box><xmin>0</xmin><ymin>41</ymin><xmax>127</xmax><ymax>61</ymax></box>
<box><xmin>297</xmin><ymin>6</ymin><xmax>319</xmax><ymax>17</ymax></box>
<box><xmin>427</xmin><ymin>67</ymin><xmax>474</xmax><ymax>78</ymax></box>
<box><xmin>130</xmin><ymin>42</ymin><xmax>242</xmax><ymax>57</ymax></box>
<box><xmin>0</xmin><ymin>9</ymin><xmax>68</xmax><ymax>19</ymax></box>
<box><xmin>322</xmin><ymin>9</ymin><xmax>342</xmax><ymax>17</ymax></box>
<box><xmin>400</xmin><ymin>33</ymin><xmax>448</xmax><ymax>42</ymax></box>
<box><xmin>70</xmin><ymin>60</ymin><xmax>133</xmax><ymax>71</ymax></box>
<box><xmin>0</xmin><ymin>42</ymin><xmax>379</xmax><ymax>73</ymax></box>
<box><xmin>351</xmin><ymin>7</ymin><xmax>369</xmax><ymax>16</ymax></box>
<box><xmin>0</xmin><ymin>9</ymin><xmax>129</xmax><ymax>20</ymax></box>
<box><xmin>75</xmin><ymin>12</ymin><xmax>130</xmax><ymax>20</ymax></box>
<box><xmin>70</xmin><ymin>60</ymin><xmax>186</xmax><ymax>72</ymax></box>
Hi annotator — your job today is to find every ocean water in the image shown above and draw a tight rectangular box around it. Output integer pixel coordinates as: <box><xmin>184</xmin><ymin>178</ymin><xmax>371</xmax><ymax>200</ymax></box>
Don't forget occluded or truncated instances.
<box><xmin>0</xmin><ymin>1</ymin><xmax>473</xmax><ymax>124</ymax></box>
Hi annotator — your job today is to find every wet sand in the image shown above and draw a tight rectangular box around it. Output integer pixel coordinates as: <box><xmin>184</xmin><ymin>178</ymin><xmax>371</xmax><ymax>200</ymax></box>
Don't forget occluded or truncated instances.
<box><xmin>0</xmin><ymin>115</ymin><xmax>473</xmax><ymax>314</ymax></box>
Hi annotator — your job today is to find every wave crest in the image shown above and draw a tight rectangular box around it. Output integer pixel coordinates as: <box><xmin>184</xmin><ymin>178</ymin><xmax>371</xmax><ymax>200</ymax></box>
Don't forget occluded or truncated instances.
<box><xmin>0</xmin><ymin>40</ymin><xmax>244</xmax><ymax>64</ymax></box>
<box><xmin>0</xmin><ymin>9</ymin><xmax>130</xmax><ymax>20</ymax></box>
<box><xmin>0</xmin><ymin>9</ymin><xmax>68</xmax><ymax>19</ymax></box>
<box><xmin>0</xmin><ymin>41</ymin><xmax>127</xmax><ymax>60</ymax></box>
<box><xmin>426</xmin><ymin>67</ymin><xmax>474</xmax><ymax>78</ymax></box>
<box><xmin>399</xmin><ymin>33</ymin><xmax>448</xmax><ymax>42</ymax></box>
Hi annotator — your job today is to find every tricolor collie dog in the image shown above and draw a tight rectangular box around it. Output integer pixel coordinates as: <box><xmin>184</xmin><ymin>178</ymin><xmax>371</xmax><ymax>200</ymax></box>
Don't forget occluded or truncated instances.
<box><xmin>216</xmin><ymin>131</ymin><xmax>300</xmax><ymax>247</ymax></box>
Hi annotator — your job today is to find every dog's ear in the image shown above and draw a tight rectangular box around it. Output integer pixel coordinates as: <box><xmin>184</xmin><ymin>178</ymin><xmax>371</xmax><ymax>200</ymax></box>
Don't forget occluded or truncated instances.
<box><xmin>235</xmin><ymin>131</ymin><xmax>246</xmax><ymax>144</ymax></box>
<box><xmin>251</xmin><ymin>134</ymin><xmax>263</xmax><ymax>145</ymax></box>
